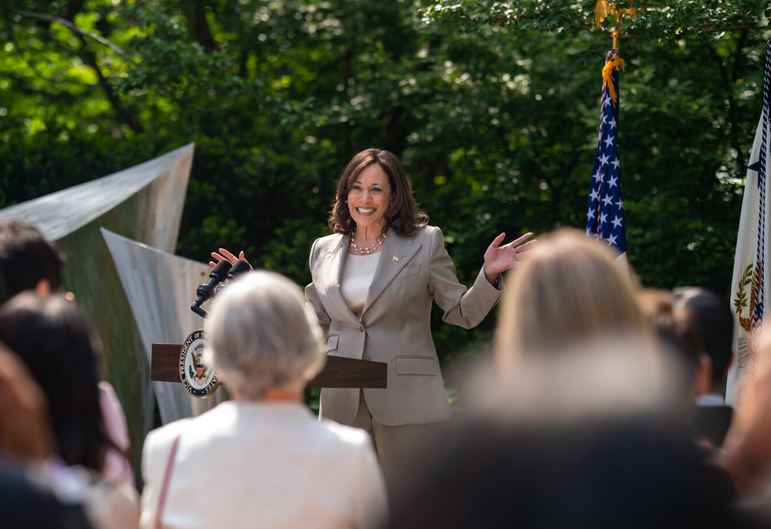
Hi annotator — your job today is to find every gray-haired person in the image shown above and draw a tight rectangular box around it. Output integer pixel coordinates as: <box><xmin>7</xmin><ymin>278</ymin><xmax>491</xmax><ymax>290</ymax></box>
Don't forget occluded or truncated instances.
<box><xmin>140</xmin><ymin>271</ymin><xmax>387</xmax><ymax>529</ymax></box>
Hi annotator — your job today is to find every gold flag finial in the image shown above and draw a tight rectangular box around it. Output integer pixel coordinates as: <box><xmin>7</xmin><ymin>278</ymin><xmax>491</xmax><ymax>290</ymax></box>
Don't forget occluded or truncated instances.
<box><xmin>595</xmin><ymin>1</ymin><xmax>639</xmax><ymax>47</ymax></box>
<box><xmin>595</xmin><ymin>0</ymin><xmax>612</xmax><ymax>27</ymax></box>
<box><xmin>595</xmin><ymin>1</ymin><xmax>639</xmax><ymax>27</ymax></box>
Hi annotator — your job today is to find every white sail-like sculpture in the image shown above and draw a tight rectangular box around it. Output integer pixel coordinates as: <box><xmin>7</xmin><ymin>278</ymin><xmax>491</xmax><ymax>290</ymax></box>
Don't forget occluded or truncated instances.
<box><xmin>102</xmin><ymin>228</ymin><xmax>227</xmax><ymax>423</ymax></box>
<box><xmin>0</xmin><ymin>144</ymin><xmax>194</xmax><ymax>471</ymax></box>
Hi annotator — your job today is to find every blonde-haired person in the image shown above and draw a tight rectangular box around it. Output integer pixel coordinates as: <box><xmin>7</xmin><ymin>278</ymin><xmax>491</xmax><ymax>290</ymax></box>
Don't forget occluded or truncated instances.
<box><xmin>495</xmin><ymin>228</ymin><xmax>650</xmax><ymax>363</ymax></box>
<box><xmin>140</xmin><ymin>271</ymin><xmax>386</xmax><ymax>529</ymax></box>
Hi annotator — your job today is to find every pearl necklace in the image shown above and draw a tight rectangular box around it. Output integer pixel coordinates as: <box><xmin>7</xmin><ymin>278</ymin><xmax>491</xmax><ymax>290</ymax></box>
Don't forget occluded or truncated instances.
<box><xmin>349</xmin><ymin>230</ymin><xmax>386</xmax><ymax>255</ymax></box>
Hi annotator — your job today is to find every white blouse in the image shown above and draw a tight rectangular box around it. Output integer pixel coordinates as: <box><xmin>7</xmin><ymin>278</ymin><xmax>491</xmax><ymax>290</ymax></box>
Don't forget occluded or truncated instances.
<box><xmin>341</xmin><ymin>253</ymin><xmax>380</xmax><ymax>316</ymax></box>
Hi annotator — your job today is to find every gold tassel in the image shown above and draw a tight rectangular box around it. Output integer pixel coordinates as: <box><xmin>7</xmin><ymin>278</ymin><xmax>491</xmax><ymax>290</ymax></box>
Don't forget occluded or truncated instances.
<box><xmin>602</xmin><ymin>56</ymin><xmax>625</xmax><ymax>106</ymax></box>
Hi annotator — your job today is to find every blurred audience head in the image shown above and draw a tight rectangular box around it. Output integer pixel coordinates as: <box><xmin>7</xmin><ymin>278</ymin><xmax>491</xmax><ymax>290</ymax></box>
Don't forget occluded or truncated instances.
<box><xmin>0</xmin><ymin>293</ymin><xmax>107</xmax><ymax>472</ymax></box>
<box><xmin>0</xmin><ymin>220</ymin><xmax>63</xmax><ymax>305</ymax></box>
<box><xmin>389</xmin><ymin>334</ymin><xmax>741</xmax><ymax>529</ymax></box>
<box><xmin>673</xmin><ymin>286</ymin><xmax>734</xmax><ymax>394</ymax></box>
<box><xmin>638</xmin><ymin>288</ymin><xmax>709</xmax><ymax>406</ymax></box>
<box><xmin>385</xmin><ymin>413</ymin><xmax>739</xmax><ymax>529</ymax></box>
<box><xmin>473</xmin><ymin>335</ymin><xmax>676</xmax><ymax>427</ymax></box>
<box><xmin>495</xmin><ymin>228</ymin><xmax>649</xmax><ymax>366</ymax></box>
<box><xmin>204</xmin><ymin>270</ymin><xmax>325</xmax><ymax>400</ymax></box>
<box><xmin>392</xmin><ymin>337</ymin><xmax>741</xmax><ymax>529</ymax></box>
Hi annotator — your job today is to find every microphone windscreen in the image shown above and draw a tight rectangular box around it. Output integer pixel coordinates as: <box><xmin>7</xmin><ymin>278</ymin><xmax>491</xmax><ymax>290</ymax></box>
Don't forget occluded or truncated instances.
<box><xmin>210</xmin><ymin>258</ymin><xmax>233</xmax><ymax>279</ymax></box>
<box><xmin>227</xmin><ymin>260</ymin><xmax>251</xmax><ymax>280</ymax></box>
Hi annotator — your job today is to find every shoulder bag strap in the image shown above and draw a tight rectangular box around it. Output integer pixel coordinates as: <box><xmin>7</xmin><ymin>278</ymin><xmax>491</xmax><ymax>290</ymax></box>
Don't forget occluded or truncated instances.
<box><xmin>152</xmin><ymin>433</ymin><xmax>182</xmax><ymax>529</ymax></box>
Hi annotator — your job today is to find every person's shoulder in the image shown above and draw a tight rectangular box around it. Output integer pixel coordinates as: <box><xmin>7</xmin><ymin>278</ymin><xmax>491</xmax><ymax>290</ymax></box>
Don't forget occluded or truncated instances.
<box><xmin>311</xmin><ymin>233</ymin><xmax>344</xmax><ymax>252</ymax></box>
<box><xmin>406</xmin><ymin>224</ymin><xmax>440</xmax><ymax>242</ymax></box>
<box><xmin>417</xmin><ymin>225</ymin><xmax>446</xmax><ymax>250</ymax></box>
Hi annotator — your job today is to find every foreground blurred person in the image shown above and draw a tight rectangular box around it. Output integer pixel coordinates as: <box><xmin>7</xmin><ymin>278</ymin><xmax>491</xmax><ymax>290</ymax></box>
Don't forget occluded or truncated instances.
<box><xmin>384</xmin><ymin>338</ymin><xmax>744</xmax><ymax>529</ymax></box>
<box><xmin>638</xmin><ymin>289</ymin><xmax>709</xmax><ymax>407</ymax></box>
<box><xmin>638</xmin><ymin>288</ymin><xmax>733</xmax><ymax>453</ymax></box>
<box><xmin>0</xmin><ymin>293</ymin><xmax>138</xmax><ymax>529</ymax></box>
<box><xmin>395</xmin><ymin>228</ymin><xmax>747</xmax><ymax>528</ymax></box>
<box><xmin>673</xmin><ymin>287</ymin><xmax>735</xmax><ymax>448</ymax></box>
<box><xmin>140</xmin><ymin>271</ymin><xmax>386</xmax><ymax>529</ymax></box>
<box><xmin>0</xmin><ymin>343</ymin><xmax>94</xmax><ymax>529</ymax></box>
<box><xmin>721</xmin><ymin>324</ymin><xmax>771</xmax><ymax>524</ymax></box>
<box><xmin>0</xmin><ymin>218</ymin><xmax>133</xmax><ymax>486</ymax></box>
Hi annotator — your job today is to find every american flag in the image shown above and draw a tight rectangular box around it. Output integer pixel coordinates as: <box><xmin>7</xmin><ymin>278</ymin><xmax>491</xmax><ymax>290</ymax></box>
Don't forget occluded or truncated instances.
<box><xmin>586</xmin><ymin>49</ymin><xmax>626</xmax><ymax>256</ymax></box>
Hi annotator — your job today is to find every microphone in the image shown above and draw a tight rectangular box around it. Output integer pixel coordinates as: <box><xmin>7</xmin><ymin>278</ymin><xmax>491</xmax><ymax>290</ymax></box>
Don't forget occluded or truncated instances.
<box><xmin>226</xmin><ymin>259</ymin><xmax>252</xmax><ymax>281</ymax></box>
<box><xmin>210</xmin><ymin>259</ymin><xmax>253</xmax><ymax>299</ymax></box>
<box><xmin>191</xmin><ymin>259</ymin><xmax>232</xmax><ymax>318</ymax></box>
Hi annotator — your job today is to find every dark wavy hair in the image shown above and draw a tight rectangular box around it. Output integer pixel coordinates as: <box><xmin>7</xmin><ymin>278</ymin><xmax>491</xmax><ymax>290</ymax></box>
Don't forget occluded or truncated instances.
<box><xmin>0</xmin><ymin>293</ymin><xmax>117</xmax><ymax>472</ymax></box>
<box><xmin>328</xmin><ymin>148</ymin><xmax>428</xmax><ymax>237</ymax></box>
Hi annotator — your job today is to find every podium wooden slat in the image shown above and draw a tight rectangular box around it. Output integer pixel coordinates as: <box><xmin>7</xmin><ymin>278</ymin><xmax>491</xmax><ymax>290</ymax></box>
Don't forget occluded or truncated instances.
<box><xmin>308</xmin><ymin>355</ymin><xmax>387</xmax><ymax>388</ymax></box>
<box><xmin>151</xmin><ymin>344</ymin><xmax>386</xmax><ymax>388</ymax></box>
<box><xmin>151</xmin><ymin>343</ymin><xmax>182</xmax><ymax>382</ymax></box>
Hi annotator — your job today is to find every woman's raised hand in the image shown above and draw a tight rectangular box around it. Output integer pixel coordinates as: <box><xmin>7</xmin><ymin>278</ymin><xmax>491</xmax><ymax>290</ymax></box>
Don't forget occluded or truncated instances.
<box><xmin>209</xmin><ymin>248</ymin><xmax>246</xmax><ymax>268</ymax></box>
<box><xmin>483</xmin><ymin>232</ymin><xmax>535</xmax><ymax>284</ymax></box>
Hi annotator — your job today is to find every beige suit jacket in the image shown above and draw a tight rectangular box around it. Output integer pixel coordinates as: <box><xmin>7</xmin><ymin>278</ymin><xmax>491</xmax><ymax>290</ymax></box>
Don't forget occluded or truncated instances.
<box><xmin>306</xmin><ymin>225</ymin><xmax>502</xmax><ymax>427</ymax></box>
<box><xmin>140</xmin><ymin>402</ymin><xmax>386</xmax><ymax>529</ymax></box>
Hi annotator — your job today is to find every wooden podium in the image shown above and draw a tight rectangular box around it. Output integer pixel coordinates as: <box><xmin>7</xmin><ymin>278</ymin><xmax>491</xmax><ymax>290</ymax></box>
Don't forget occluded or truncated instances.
<box><xmin>151</xmin><ymin>343</ymin><xmax>387</xmax><ymax>389</ymax></box>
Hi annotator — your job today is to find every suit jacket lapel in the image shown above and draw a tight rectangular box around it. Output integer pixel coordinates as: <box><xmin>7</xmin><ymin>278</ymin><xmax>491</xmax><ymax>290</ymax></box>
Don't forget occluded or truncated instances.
<box><xmin>314</xmin><ymin>234</ymin><xmax>360</xmax><ymax>326</ymax></box>
<box><xmin>362</xmin><ymin>229</ymin><xmax>422</xmax><ymax>316</ymax></box>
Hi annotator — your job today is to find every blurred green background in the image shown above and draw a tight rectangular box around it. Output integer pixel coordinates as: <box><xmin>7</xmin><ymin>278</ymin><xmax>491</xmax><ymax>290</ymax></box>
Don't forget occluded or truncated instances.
<box><xmin>2</xmin><ymin>0</ymin><xmax>770</xmax><ymax>368</ymax></box>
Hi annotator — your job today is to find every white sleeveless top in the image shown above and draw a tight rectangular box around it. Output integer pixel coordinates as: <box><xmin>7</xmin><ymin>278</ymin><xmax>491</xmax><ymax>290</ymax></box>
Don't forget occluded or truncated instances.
<box><xmin>341</xmin><ymin>253</ymin><xmax>380</xmax><ymax>316</ymax></box>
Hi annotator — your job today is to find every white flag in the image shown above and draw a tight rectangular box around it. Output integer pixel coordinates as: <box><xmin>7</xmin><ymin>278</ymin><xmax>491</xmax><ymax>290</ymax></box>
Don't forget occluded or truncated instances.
<box><xmin>727</xmin><ymin>49</ymin><xmax>771</xmax><ymax>403</ymax></box>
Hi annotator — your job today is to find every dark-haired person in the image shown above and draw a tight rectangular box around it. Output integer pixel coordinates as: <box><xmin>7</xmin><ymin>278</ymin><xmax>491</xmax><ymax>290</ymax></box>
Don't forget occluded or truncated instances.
<box><xmin>638</xmin><ymin>289</ymin><xmax>710</xmax><ymax>408</ymax></box>
<box><xmin>0</xmin><ymin>218</ymin><xmax>133</xmax><ymax>486</ymax></box>
<box><xmin>673</xmin><ymin>287</ymin><xmax>735</xmax><ymax>448</ymax></box>
<box><xmin>0</xmin><ymin>219</ymin><xmax>63</xmax><ymax>305</ymax></box>
<box><xmin>0</xmin><ymin>342</ymin><xmax>95</xmax><ymax>529</ymax></box>
<box><xmin>303</xmin><ymin>148</ymin><xmax>533</xmax><ymax>485</ymax></box>
<box><xmin>0</xmin><ymin>293</ymin><xmax>138</xmax><ymax>529</ymax></box>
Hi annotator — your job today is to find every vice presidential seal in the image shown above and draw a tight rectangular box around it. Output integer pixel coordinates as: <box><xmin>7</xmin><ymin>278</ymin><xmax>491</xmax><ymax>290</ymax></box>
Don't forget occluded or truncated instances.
<box><xmin>179</xmin><ymin>329</ymin><xmax>219</xmax><ymax>397</ymax></box>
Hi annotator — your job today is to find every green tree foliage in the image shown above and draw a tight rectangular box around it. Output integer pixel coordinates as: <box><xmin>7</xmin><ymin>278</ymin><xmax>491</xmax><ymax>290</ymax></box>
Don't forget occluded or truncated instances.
<box><xmin>1</xmin><ymin>0</ymin><xmax>770</xmax><ymax>364</ymax></box>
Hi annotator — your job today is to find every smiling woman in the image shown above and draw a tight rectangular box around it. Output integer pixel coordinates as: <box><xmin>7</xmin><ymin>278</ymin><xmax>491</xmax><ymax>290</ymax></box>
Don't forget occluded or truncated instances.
<box><xmin>304</xmin><ymin>147</ymin><xmax>535</xmax><ymax>489</ymax></box>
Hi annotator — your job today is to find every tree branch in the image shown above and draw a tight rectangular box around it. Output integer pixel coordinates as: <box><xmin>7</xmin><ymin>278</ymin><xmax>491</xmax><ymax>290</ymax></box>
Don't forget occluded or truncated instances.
<box><xmin>184</xmin><ymin>0</ymin><xmax>217</xmax><ymax>52</ymax></box>
<box><xmin>73</xmin><ymin>31</ymin><xmax>144</xmax><ymax>132</ymax></box>
<box><xmin>25</xmin><ymin>2</ymin><xmax>145</xmax><ymax>133</ymax></box>
<box><xmin>14</xmin><ymin>9</ymin><xmax>132</xmax><ymax>60</ymax></box>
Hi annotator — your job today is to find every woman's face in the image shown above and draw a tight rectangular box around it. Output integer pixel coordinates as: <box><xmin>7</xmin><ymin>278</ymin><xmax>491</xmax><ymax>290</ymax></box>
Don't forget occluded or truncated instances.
<box><xmin>347</xmin><ymin>164</ymin><xmax>392</xmax><ymax>232</ymax></box>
